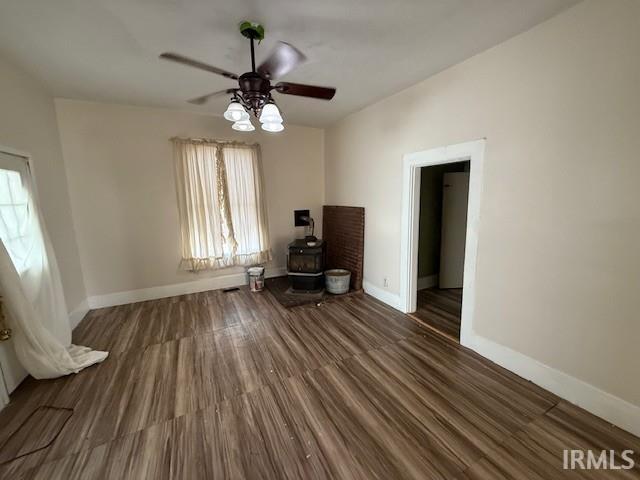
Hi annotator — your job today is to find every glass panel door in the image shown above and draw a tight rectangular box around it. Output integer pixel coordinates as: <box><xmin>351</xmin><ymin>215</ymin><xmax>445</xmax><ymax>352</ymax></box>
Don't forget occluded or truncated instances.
<box><xmin>0</xmin><ymin>150</ymin><xmax>30</xmax><ymax>397</ymax></box>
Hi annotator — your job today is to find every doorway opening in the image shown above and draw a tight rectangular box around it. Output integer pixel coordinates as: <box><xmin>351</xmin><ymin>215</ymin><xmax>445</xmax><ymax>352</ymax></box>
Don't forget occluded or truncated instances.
<box><xmin>412</xmin><ymin>161</ymin><xmax>469</xmax><ymax>341</ymax></box>
<box><xmin>399</xmin><ymin>139</ymin><xmax>485</xmax><ymax>347</ymax></box>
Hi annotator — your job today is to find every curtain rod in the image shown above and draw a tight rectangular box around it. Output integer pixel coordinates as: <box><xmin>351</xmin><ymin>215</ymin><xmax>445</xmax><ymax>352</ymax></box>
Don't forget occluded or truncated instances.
<box><xmin>169</xmin><ymin>137</ymin><xmax>259</xmax><ymax>147</ymax></box>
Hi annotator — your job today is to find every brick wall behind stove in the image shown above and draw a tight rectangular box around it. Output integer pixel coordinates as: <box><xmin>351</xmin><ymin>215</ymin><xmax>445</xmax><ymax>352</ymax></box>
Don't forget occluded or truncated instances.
<box><xmin>322</xmin><ymin>206</ymin><xmax>364</xmax><ymax>291</ymax></box>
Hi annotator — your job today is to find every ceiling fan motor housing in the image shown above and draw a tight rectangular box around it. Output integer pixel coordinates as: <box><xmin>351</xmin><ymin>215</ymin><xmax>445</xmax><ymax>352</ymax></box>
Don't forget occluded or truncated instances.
<box><xmin>238</xmin><ymin>72</ymin><xmax>271</xmax><ymax>111</ymax></box>
<box><xmin>239</xmin><ymin>72</ymin><xmax>270</xmax><ymax>93</ymax></box>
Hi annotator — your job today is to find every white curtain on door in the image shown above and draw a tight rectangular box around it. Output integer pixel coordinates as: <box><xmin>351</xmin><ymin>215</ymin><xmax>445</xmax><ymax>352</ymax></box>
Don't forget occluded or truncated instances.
<box><xmin>0</xmin><ymin>165</ymin><xmax>107</xmax><ymax>379</ymax></box>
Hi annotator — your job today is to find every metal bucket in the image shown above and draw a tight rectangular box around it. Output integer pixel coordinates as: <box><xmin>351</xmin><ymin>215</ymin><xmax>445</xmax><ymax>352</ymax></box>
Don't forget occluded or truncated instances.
<box><xmin>325</xmin><ymin>269</ymin><xmax>351</xmax><ymax>294</ymax></box>
<box><xmin>247</xmin><ymin>266</ymin><xmax>265</xmax><ymax>292</ymax></box>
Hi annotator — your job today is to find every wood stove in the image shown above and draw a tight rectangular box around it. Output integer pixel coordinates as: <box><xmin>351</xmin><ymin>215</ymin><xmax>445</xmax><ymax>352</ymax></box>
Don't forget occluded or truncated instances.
<box><xmin>287</xmin><ymin>239</ymin><xmax>326</xmax><ymax>292</ymax></box>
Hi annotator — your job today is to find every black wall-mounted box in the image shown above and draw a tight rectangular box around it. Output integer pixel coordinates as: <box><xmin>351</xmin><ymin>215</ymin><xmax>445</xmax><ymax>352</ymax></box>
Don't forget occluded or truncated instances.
<box><xmin>294</xmin><ymin>209</ymin><xmax>310</xmax><ymax>227</ymax></box>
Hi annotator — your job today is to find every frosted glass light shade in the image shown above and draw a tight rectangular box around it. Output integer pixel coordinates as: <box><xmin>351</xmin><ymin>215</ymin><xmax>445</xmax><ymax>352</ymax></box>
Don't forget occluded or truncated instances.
<box><xmin>262</xmin><ymin>122</ymin><xmax>284</xmax><ymax>132</ymax></box>
<box><xmin>259</xmin><ymin>103</ymin><xmax>283</xmax><ymax>124</ymax></box>
<box><xmin>232</xmin><ymin>119</ymin><xmax>255</xmax><ymax>132</ymax></box>
<box><xmin>224</xmin><ymin>102</ymin><xmax>249</xmax><ymax>122</ymax></box>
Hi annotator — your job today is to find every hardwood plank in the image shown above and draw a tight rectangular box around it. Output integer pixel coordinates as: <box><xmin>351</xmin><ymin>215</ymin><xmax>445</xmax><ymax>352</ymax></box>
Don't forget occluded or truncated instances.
<box><xmin>460</xmin><ymin>402</ymin><xmax>640</xmax><ymax>479</ymax></box>
<box><xmin>0</xmin><ymin>287</ymin><xmax>636</xmax><ymax>479</ymax></box>
<box><xmin>413</xmin><ymin>287</ymin><xmax>463</xmax><ymax>338</ymax></box>
<box><xmin>0</xmin><ymin>406</ymin><xmax>72</xmax><ymax>465</ymax></box>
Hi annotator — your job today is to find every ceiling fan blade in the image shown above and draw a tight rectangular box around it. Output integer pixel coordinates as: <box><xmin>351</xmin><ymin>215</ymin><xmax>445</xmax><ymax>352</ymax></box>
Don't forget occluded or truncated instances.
<box><xmin>160</xmin><ymin>52</ymin><xmax>239</xmax><ymax>80</ymax></box>
<box><xmin>187</xmin><ymin>89</ymin><xmax>237</xmax><ymax>105</ymax></box>
<box><xmin>274</xmin><ymin>82</ymin><xmax>336</xmax><ymax>100</ymax></box>
<box><xmin>257</xmin><ymin>42</ymin><xmax>306</xmax><ymax>80</ymax></box>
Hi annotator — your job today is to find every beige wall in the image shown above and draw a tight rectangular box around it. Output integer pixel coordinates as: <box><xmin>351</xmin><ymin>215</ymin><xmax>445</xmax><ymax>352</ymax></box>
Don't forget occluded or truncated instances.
<box><xmin>325</xmin><ymin>0</ymin><xmax>640</xmax><ymax>407</ymax></box>
<box><xmin>0</xmin><ymin>56</ymin><xmax>86</xmax><ymax>312</ymax></box>
<box><xmin>55</xmin><ymin>99</ymin><xmax>324</xmax><ymax>297</ymax></box>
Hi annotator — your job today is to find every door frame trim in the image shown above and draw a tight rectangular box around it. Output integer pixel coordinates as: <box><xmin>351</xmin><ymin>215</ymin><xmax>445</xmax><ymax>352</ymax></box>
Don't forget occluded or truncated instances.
<box><xmin>399</xmin><ymin>139</ymin><xmax>485</xmax><ymax>345</ymax></box>
<box><xmin>0</xmin><ymin>145</ymin><xmax>30</xmax><ymax>160</ymax></box>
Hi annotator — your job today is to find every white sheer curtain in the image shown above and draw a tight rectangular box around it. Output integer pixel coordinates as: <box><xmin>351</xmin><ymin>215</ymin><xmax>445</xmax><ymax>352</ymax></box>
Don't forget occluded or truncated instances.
<box><xmin>0</xmin><ymin>158</ymin><xmax>107</xmax><ymax>379</ymax></box>
<box><xmin>173</xmin><ymin>138</ymin><xmax>271</xmax><ymax>271</ymax></box>
<box><xmin>222</xmin><ymin>143</ymin><xmax>271</xmax><ymax>265</ymax></box>
<box><xmin>173</xmin><ymin>140</ymin><xmax>234</xmax><ymax>270</ymax></box>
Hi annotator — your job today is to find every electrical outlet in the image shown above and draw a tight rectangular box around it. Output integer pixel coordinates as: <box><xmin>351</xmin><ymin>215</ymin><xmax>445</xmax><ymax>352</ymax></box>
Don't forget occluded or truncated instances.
<box><xmin>383</xmin><ymin>277</ymin><xmax>388</xmax><ymax>288</ymax></box>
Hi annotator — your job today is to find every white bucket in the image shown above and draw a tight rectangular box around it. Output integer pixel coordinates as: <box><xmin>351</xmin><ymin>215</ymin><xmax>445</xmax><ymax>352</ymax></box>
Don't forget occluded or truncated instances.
<box><xmin>325</xmin><ymin>269</ymin><xmax>351</xmax><ymax>294</ymax></box>
<box><xmin>247</xmin><ymin>266</ymin><xmax>265</xmax><ymax>292</ymax></box>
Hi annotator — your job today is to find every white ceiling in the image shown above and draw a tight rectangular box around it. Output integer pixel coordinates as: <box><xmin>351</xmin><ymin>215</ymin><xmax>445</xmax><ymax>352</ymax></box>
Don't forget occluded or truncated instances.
<box><xmin>0</xmin><ymin>0</ymin><xmax>578</xmax><ymax>127</ymax></box>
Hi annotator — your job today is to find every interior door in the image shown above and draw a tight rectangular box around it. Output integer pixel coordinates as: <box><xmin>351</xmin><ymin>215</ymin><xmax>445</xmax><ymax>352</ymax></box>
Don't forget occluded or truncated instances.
<box><xmin>439</xmin><ymin>172</ymin><xmax>469</xmax><ymax>289</ymax></box>
<box><xmin>0</xmin><ymin>151</ymin><xmax>30</xmax><ymax>394</ymax></box>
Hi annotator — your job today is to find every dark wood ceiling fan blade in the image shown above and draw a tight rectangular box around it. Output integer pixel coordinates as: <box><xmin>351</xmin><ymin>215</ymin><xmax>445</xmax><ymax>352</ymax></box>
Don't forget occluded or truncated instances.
<box><xmin>160</xmin><ymin>52</ymin><xmax>239</xmax><ymax>80</ymax></box>
<box><xmin>257</xmin><ymin>42</ymin><xmax>306</xmax><ymax>80</ymax></box>
<box><xmin>187</xmin><ymin>89</ymin><xmax>238</xmax><ymax>105</ymax></box>
<box><xmin>274</xmin><ymin>82</ymin><xmax>336</xmax><ymax>100</ymax></box>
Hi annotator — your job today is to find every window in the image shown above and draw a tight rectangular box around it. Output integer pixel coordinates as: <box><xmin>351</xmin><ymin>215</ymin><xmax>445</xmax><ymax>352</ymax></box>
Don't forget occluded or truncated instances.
<box><xmin>173</xmin><ymin>139</ymin><xmax>271</xmax><ymax>271</ymax></box>
<box><xmin>0</xmin><ymin>168</ymin><xmax>33</xmax><ymax>274</ymax></box>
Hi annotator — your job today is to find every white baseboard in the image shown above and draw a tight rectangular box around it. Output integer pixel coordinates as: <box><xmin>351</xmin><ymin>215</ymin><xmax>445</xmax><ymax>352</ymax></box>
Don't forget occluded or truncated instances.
<box><xmin>86</xmin><ymin>266</ymin><xmax>287</xmax><ymax>309</ymax></box>
<box><xmin>417</xmin><ymin>274</ymin><xmax>438</xmax><ymax>290</ymax></box>
<box><xmin>463</xmin><ymin>333</ymin><xmax>640</xmax><ymax>438</ymax></box>
<box><xmin>363</xmin><ymin>280</ymin><xmax>401</xmax><ymax>310</ymax></box>
<box><xmin>68</xmin><ymin>299</ymin><xmax>90</xmax><ymax>330</ymax></box>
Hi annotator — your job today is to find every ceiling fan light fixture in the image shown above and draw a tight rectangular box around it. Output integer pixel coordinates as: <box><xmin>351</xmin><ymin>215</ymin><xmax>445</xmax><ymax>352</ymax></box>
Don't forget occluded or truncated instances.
<box><xmin>259</xmin><ymin>103</ymin><xmax>283</xmax><ymax>124</ymax></box>
<box><xmin>262</xmin><ymin>122</ymin><xmax>284</xmax><ymax>133</ymax></box>
<box><xmin>224</xmin><ymin>101</ymin><xmax>249</xmax><ymax>122</ymax></box>
<box><xmin>161</xmin><ymin>24</ymin><xmax>336</xmax><ymax>131</ymax></box>
<box><xmin>232</xmin><ymin>119</ymin><xmax>255</xmax><ymax>132</ymax></box>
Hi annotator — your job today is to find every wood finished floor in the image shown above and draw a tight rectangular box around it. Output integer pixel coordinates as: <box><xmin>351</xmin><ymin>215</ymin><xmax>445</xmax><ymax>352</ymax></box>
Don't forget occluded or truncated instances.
<box><xmin>413</xmin><ymin>288</ymin><xmax>463</xmax><ymax>340</ymax></box>
<box><xmin>0</xmin><ymin>287</ymin><xmax>638</xmax><ymax>479</ymax></box>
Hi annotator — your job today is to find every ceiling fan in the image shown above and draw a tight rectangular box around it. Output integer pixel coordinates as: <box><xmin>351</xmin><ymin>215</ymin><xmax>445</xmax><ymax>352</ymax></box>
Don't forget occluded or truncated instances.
<box><xmin>160</xmin><ymin>21</ymin><xmax>336</xmax><ymax>133</ymax></box>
